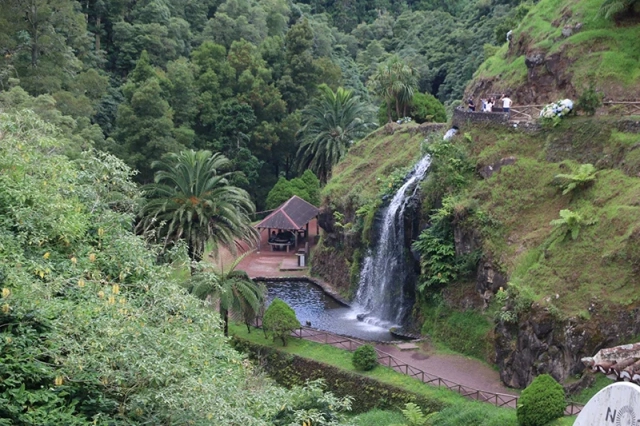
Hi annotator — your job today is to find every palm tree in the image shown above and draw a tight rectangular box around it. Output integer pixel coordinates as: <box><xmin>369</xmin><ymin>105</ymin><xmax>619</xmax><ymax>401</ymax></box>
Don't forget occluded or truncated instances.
<box><xmin>368</xmin><ymin>56</ymin><xmax>418</xmax><ymax>121</ymax></box>
<box><xmin>140</xmin><ymin>150</ymin><xmax>258</xmax><ymax>267</ymax></box>
<box><xmin>190</xmin><ymin>254</ymin><xmax>266</xmax><ymax>336</ymax></box>
<box><xmin>296</xmin><ymin>84</ymin><xmax>372</xmax><ymax>183</ymax></box>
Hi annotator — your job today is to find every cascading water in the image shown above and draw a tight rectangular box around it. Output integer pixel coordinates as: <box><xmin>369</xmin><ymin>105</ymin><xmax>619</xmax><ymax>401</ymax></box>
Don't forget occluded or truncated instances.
<box><xmin>354</xmin><ymin>155</ymin><xmax>432</xmax><ymax>328</ymax></box>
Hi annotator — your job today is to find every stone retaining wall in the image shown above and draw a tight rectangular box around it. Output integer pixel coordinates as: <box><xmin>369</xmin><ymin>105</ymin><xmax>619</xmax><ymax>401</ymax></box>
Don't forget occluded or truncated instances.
<box><xmin>452</xmin><ymin>107</ymin><xmax>510</xmax><ymax>127</ymax></box>
<box><xmin>253</xmin><ymin>276</ymin><xmax>350</xmax><ymax>307</ymax></box>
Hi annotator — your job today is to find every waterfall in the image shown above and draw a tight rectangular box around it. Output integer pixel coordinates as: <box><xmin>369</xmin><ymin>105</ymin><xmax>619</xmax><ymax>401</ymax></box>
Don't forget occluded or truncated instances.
<box><xmin>354</xmin><ymin>154</ymin><xmax>432</xmax><ymax>328</ymax></box>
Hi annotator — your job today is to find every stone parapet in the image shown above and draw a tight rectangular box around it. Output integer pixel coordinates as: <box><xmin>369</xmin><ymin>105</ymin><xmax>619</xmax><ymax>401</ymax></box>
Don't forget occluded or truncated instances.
<box><xmin>452</xmin><ymin>107</ymin><xmax>510</xmax><ymax>127</ymax></box>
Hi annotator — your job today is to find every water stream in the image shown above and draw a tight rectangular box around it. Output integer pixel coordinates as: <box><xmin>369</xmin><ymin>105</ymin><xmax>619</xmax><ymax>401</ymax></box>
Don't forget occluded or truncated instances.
<box><xmin>354</xmin><ymin>155</ymin><xmax>432</xmax><ymax>328</ymax></box>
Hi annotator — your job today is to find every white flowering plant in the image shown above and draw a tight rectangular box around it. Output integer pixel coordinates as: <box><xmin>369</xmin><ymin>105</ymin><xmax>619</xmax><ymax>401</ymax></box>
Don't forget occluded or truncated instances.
<box><xmin>539</xmin><ymin>99</ymin><xmax>574</xmax><ymax>125</ymax></box>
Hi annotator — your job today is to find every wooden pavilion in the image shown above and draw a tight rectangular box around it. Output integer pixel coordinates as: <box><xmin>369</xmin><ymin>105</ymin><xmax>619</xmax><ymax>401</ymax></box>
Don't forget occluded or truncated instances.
<box><xmin>255</xmin><ymin>195</ymin><xmax>320</xmax><ymax>252</ymax></box>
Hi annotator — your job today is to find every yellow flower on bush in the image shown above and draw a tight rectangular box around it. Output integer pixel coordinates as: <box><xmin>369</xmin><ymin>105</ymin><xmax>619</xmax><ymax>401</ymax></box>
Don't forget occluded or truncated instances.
<box><xmin>108</xmin><ymin>296</ymin><xmax>116</xmax><ymax>305</ymax></box>
<box><xmin>98</xmin><ymin>290</ymin><xmax>105</xmax><ymax>299</ymax></box>
<box><xmin>112</xmin><ymin>284</ymin><xmax>120</xmax><ymax>295</ymax></box>
<box><xmin>2</xmin><ymin>288</ymin><xmax>10</xmax><ymax>298</ymax></box>
<box><xmin>71</xmin><ymin>257</ymin><xmax>77</xmax><ymax>264</ymax></box>
<box><xmin>89</xmin><ymin>253</ymin><xmax>96</xmax><ymax>262</ymax></box>
<box><xmin>2</xmin><ymin>304</ymin><xmax>10</xmax><ymax>313</ymax></box>
<box><xmin>54</xmin><ymin>376</ymin><xmax>64</xmax><ymax>386</ymax></box>
<box><xmin>43</xmin><ymin>252</ymin><xmax>50</xmax><ymax>259</ymax></box>
<box><xmin>78</xmin><ymin>279</ymin><xmax>85</xmax><ymax>288</ymax></box>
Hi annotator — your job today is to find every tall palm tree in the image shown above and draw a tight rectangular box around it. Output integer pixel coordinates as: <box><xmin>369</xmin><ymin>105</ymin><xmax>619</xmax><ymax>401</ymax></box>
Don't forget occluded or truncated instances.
<box><xmin>140</xmin><ymin>150</ymin><xmax>258</xmax><ymax>266</ymax></box>
<box><xmin>190</xmin><ymin>254</ymin><xmax>266</xmax><ymax>336</ymax></box>
<box><xmin>368</xmin><ymin>56</ymin><xmax>418</xmax><ymax>121</ymax></box>
<box><xmin>296</xmin><ymin>84</ymin><xmax>372</xmax><ymax>183</ymax></box>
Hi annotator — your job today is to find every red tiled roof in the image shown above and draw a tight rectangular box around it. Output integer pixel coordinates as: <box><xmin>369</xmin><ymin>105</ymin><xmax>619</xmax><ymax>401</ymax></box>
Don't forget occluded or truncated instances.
<box><xmin>582</xmin><ymin>343</ymin><xmax>640</xmax><ymax>384</ymax></box>
<box><xmin>255</xmin><ymin>196</ymin><xmax>319</xmax><ymax>231</ymax></box>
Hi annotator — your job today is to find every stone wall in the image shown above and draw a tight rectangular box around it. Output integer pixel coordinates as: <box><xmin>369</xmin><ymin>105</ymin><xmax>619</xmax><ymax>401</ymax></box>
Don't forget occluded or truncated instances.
<box><xmin>452</xmin><ymin>107</ymin><xmax>510</xmax><ymax>127</ymax></box>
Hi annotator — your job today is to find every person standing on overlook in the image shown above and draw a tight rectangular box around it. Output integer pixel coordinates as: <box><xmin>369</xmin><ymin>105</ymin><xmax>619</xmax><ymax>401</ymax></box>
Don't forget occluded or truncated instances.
<box><xmin>468</xmin><ymin>97</ymin><xmax>475</xmax><ymax>111</ymax></box>
<box><xmin>486</xmin><ymin>97</ymin><xmax>494</xmax><ymax>112</ymax></box>
<box><xmin>501</xmin><ymin>94</ymin><xmax>512</xmax><ymax>117</ymax></box>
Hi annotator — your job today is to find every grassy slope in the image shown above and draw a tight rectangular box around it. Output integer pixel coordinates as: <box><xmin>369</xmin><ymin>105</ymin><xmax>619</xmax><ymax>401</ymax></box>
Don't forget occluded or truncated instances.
<box><xmin>322</xmin><ymin>124</ymin><xmax>425</xmax><ymax>206</ymax></box>
<box><xmin>465</xmin><ymin>117</ymin><xmax>640</xmax><ymax>316</ymax></box>
<box><xmin>473</xmin><ymin>0</ymin><xmax>640</xmax><ymax>99</ymax></box>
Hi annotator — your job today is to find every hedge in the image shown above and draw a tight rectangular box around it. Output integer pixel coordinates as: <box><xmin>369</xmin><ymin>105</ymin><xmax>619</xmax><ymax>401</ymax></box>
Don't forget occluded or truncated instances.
<box><xmin>231</xmin><ymin>337</ymin><xmax>446</xmax><ymax>414</ymax></box>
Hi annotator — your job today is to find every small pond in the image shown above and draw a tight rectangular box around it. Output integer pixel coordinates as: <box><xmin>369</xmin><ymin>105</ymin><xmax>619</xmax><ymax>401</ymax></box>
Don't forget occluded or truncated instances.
<box><xmin>264</xmin><ymin>280</ymin><xmax>394</xmax><ymax>341</ymax></box>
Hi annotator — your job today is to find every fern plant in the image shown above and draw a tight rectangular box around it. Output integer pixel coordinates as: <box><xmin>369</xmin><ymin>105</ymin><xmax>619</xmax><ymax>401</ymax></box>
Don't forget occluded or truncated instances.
<box><xmin>391</xmin><ymin>402</ymin><xmax>438</xmax><ymax>426</ymax></box>
<box><xmin>550</xmin><ymin>209</ymin><xmax>597</xmax><ymax>241</ymax></box>
<box><xmin>597</xmin><ymin>0</ymin><xmax>640</xmax><ymax>20</ymax></box>
<box><xmin>554</xmin><ymin>163</ymin><xmax>597</xmax><ymax>195</ymax></box>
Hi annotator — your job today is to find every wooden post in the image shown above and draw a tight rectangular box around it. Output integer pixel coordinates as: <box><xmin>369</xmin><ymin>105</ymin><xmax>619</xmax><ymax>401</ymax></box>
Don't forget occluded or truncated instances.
<box><xmin>294</xmin><ymin>231</ymin><xmax>297</xmax><ymax>252</ymax></box>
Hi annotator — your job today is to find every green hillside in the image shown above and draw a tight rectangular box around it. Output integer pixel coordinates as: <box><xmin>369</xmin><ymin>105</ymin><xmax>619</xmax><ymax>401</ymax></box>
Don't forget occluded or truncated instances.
<box><xmin>462</xmin><ymin>118</ymin><xmax>640</xmax><ymax>315</ymax></box>
<box><xmin>469</xmin><ymin>0</ymin><xmax>640</xmax><ymax>103</ymax></box>
<box><xmin>323</xmin><ymin>125</ymin><xmax>428</xmax><ymax>205</ymax></box>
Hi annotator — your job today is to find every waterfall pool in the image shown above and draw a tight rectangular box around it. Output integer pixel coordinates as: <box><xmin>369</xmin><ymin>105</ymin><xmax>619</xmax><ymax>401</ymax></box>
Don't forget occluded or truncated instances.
<box><xmin>264</xmin><ymin>280</ymin><xmax>394</xmax><ymax>341</ymax></box>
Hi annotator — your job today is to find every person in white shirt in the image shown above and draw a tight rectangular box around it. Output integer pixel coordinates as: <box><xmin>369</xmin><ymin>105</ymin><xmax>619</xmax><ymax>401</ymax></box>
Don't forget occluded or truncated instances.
<box><xmin>501</xmin><ymin>94</ymin><xmax>513</xmax><ymax>117</ymax></box>
<box><xmin>486</xmin><ymin>98</ymin><xmax>494</xmax><ymax>112</ymax></box>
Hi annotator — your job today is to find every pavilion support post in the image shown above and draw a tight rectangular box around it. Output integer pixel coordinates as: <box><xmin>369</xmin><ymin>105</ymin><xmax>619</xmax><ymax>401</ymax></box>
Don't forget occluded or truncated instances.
<box><xmin>294</xmin><ymin>232</ymin><xmax>298</xmax><ymax>252</ymax></box>
<box><xmin>305</xmin><ymin>222</ymin><xmax>309</xmax><ymax>240</ymax></box>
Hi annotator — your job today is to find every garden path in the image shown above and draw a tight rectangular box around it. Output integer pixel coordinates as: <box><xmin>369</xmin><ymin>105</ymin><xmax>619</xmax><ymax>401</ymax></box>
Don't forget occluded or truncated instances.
<box><xmin>374</xmin><ymin>341</ymin><xmax>517</xmax><ymax>397</ymax></box>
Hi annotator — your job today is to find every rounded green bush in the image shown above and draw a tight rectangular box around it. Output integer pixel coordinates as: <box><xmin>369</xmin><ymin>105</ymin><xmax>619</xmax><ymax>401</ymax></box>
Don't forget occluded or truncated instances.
<box><xmin>352</xmin><ymin>344</ymin><xmax>378</xmax><ymax>371</ymax></box>
<box><xmin>517</xmin><ymin>374</ymin><xmax>566</xmax><ymax>426</ymax></box>
<box><xmin>263</xmin><ymin>298</ymin><xmax>300</xmax><ymax>346</ymax></box>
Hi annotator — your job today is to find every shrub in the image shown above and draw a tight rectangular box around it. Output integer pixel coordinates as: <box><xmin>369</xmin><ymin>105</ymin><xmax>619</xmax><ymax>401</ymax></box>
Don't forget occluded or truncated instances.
<box><xmin>539</xmin><ymin>99</ymin><xmax>573</xmax><ymax>126</ymax></box>
<box><xmin>517</xmin><ymin>374</ymin><xmax>566</xmax><ymax>426</ymax></box>
<box><xmin>263</xmin><ymin>298</ymin><xmax>300</xmax><ymax>346</ymax></box>
<box><xmin>300</xmin><ymin>170</ymin><xmax>321</xmax><ymax>206</ymax></box>
<box><xmin>377</xmin><ymin>92</ymin><xmax>446</xmax><ymax>125</ymax></box>
<box><xmin>410</xmin><ymin>92</ymin><xmax>447</xmax><ymax>124</ymax></box>
<box><xmin>576</xmin><ymin>85</ymin><xmax>603</xmax><ymax>116</ymax></box>
<box><xmin>266</xmin><ymin>177</ymin><xmax>309</xmax><ymax>209</ymax></box>
<box><xmin>352</xmin><ymin>344</ymin><xmax>378</xmax><ymax>371</ymax></box>
<box><xmin>265</xmin><ymin>172</ymin><xmax>321</xmax><ymax>209</ymax></box>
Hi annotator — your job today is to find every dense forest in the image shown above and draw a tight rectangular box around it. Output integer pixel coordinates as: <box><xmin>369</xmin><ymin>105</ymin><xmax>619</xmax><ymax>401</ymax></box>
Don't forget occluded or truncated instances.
<box><xmin>4</xmin><ymin>0</ymin><xmax>599</xmax><ymax>423</ymax></box>
<box><xmin>0</xmin><ymin>0</ymin><xmax>532</xmax><ymax>208</ymax></box>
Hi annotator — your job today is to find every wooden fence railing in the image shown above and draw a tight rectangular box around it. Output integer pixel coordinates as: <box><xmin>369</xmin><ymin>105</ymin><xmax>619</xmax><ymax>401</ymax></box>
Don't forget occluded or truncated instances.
<box><xmin>279</xmin><ymin>326</ymin><xmax>584</xmax><ymax>415</ymax></box>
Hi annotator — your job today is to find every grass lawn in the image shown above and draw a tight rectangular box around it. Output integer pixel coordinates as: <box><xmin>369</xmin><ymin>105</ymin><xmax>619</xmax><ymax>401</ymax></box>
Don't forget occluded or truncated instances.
<box><xmin>229</xmin><ymin>322</ymin><xmax>531</xmax><ymax>425</ymax></box>
<box><xmin>230</xmin><ymin>322</ymin><xmax>463</xmax><ymax>406</ymax></box>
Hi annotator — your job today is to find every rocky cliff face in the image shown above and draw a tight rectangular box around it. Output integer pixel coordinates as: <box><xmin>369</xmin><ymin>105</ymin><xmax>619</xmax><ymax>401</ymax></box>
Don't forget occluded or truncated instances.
<box><xmin>312</xmin><ymin>188</ymin><xmax>423</xmax><ymax>303</ymax></box>
<box><xmin>495</xmin><ymin>304</ymin><xmax>640</xmax><ymax>390</ymax></box>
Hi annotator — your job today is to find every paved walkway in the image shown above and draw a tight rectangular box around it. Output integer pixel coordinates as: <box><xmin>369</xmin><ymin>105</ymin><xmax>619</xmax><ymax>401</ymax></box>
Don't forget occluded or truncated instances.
<box><xmin>210</xmin><ymin>219</ymin><xmax>320</xmax><ymax>278</ymax></box>
<box><xmin>375</xmin><ymin>341</ymin><xmax>516</xmax><ymax>397</ymax></box>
